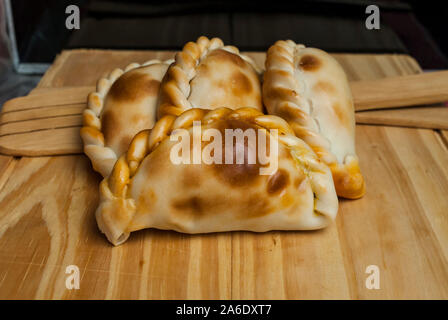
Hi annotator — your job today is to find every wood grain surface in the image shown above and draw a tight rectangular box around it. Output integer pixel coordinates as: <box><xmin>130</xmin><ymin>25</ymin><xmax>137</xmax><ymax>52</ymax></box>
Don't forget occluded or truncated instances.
<box><xmin>355</xmin><ymin>105</ymin><xmax>448</xmax><ymax>129</ymax></box>
<box><xmin>351</xmin><ymin>70</ymin><xmax>448</xmax><ymax>111</ymax></box>
<box><xmin>0</xmin><ymin>50</ymin><xmax>447</xmax><ymax>299</ymax></box>
<box><xmin>442</xmin><ymin>131</ymin><xmax>448</xmax><ymax>147</ymax></box>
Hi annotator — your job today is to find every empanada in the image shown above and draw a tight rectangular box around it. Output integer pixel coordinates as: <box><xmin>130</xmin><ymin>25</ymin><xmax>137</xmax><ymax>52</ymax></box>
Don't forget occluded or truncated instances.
<box><xmin>96</xmin><ymin>107</ymin><xmax>338</xmax><ymax>245</ymax></box>
<box><xmin>263</xmin><ymin>40</ymin><xmax>365</xmax><ymax>199</ymax></box>
<box><xmin>81</xmin><ymin>59</ymin><xmax>173</xmax><ymax>177</ymax></box>
<box><xmin>157</xmin><ymin>36</ymin><xmax>263</xmax><ymax>118</ymax></box>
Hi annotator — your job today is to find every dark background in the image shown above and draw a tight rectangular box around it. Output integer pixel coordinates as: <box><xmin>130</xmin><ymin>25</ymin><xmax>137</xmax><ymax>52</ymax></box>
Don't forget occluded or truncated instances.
<box><xmin>8</xmin><ymin>0</ymin><xmax>448</xmax><ymax>69</ymax></box>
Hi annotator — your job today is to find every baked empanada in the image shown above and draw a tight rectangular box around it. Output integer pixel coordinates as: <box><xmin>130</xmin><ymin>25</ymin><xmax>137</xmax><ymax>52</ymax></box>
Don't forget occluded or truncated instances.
<box><xmin>263</xmin><ymin>40</ymin><xmax>365</xmax><ymax>199</ymax></box>
<box><xmin>157</xmin><ymin>36</ymin><xmax>263</xmax><ymax>118</ymax></box>
<box><xmin>96</xmin><ymin>107</ymin><xmax>338</xmax><ymax>245</ymax></box>
<box><xmin>81</xmin><ymin>59</ymin><xmax>173</xmax><ymax>177</ymax></box>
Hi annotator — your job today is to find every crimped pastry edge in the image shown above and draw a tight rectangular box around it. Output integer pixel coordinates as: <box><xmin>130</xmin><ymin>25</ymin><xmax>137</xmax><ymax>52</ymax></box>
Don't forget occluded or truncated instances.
<box><xmin>157</xmin><ymin>36</ymin><xmax>262</xmax><ymax>118</ymax></box>
<box><xmin>263</xmin><ymin>40</ymin><xmax>365</xmax><ymax>199</ymax></box>
<box><xmin>96</xmin><ymin>107</ymin><xmax>338</xmax><ymax>245</ymax></box>
<box><xmin>80</xmin><ymin>58</ymin><xmax>174</xmax><ymax>177</ymax></box>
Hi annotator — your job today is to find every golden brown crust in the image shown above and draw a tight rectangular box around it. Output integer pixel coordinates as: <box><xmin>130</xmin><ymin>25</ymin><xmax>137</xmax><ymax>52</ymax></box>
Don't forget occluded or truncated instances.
<box><xmin>330</xmin><ymin>157</ymin><xmax>366</xmax><ymax>199</ymax></box>
<box><xmin>157</xmin><ymin>36</ymin><xmax>262</xmax><ymax>119</ymax></box>
<box><xmin>263</xmin><ymin>40</ymin><xmax>365</xmax><ymax>199</ymax></box>
<box><xmin>98</xmin><ymin>107</ymin><xmax>338</xmax><ymax>245</ymax></box>
<box><xmin>81</xmin><ymin>59</ymin><xmax>173</xmax><ymax>177</ymax></box>
<box><xmin>107</xmin><ymin>73</ymin><xmax>160</xmax><ymax>102</ymax></box>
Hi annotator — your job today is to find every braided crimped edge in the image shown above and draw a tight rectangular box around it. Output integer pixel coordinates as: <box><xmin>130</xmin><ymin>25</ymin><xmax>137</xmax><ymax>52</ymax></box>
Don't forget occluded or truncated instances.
<box><xmin>98</xmin><ymin>107</ymin><xmax>338</xmax><ymax>245</ymax></box>
<box><xmin>80</xmin><ymin>58</ymin><xmax>174</xmax><ymax>177</ymax></box>
<box><xmin>157</xmin><ymin>36</ymin><xmax>262</xmax><ymax>118</ymax></box>
<box><xmin>263</xmin><ymin>40</ymin><xmax>365</xmax><ymax>199</ymax></box>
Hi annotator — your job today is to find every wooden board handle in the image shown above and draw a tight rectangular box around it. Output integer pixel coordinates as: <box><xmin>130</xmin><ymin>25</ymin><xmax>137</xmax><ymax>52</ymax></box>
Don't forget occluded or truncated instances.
<box><xmin>350</xmin><ymin>70</ymin><xmax>448</xmax><ymax>111</ymax></box>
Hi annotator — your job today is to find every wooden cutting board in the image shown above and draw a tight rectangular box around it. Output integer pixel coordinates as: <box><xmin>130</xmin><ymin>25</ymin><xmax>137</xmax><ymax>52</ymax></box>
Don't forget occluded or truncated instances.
<box><xmin>1</xmin><ymin>51</ymin><xmax>448</xmax><ymax>156</ymax></box>
<box><xmin>0</xmin><ymin>50</ymin><xmax>447</xmax><ymax>299</ymax></box>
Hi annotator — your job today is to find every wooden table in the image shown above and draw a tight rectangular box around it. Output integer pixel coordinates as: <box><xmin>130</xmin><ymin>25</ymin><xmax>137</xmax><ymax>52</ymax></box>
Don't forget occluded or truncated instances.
<box><xmin>0</xmin><ymin>50</ymin><xmax>447</xmax><ymax>299</ymax></box>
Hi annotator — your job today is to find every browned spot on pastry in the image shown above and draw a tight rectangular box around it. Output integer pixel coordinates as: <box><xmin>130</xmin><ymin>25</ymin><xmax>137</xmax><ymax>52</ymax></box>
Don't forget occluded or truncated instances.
<box><xmin>181</xmin><ymin>167</ymin><xmax>201</xmax><ymax>188</ymax></box>
<box><xmin>196</xmin><ymin>61</ymin><xmax>210</xmax><ymax>76</ymax></box>
<box><xmin>101</xmin><ymin>109</ymin><xmax>145</xmax><ymax>152</ymax></box>
<box><xmin>265</xmin><ymin>87</ymin><xmax>298</xmax><ymax>102</ymax></box>
<box><xmin>172</xmin><ymin>194</ymin><xmax>232</xmax><ymax>220</ymax></box>
<box><xmin>267</xmin><ymin>169</ymin><xmax>289</xmax><ymax>194</ymax></box>
<box><xmin>333</xmin><ymin>102</ymin><xmax>349</xmax><ymax>128</ymax></box>
<box><xmin>101</xmin><ymin>110</ymin><xmax>121</xmax><ymax>144</ymax></box>
<box><xmin>211</xmin><ymin>119</ymin><xmax>265</xmax><ymax>187</ymax></box>
<box><xmin>314</xmin><ymin>81</ymin><xmax>335</xmax><ymax>94</ymax></box>
<box><xmin>172</xmin><ymin>193</ymin><xmax>273</xmax><ymax>220</ymax></box>
<box><xmin>108</xmin><ymin>72</ymin><xmax>160</xmax><ymax>102</ymax></box>
<box><xmin>189</xmin><ymin>48</ymin><xmax>261</xmax><ymax>110</ymax></box>
<box><xmin>231</xmin><ymin>71</ymin><xmax>253</xmax><ymax>96</ymax></box>
<box><xmin>280</xmin><ymin>193</ymin><xmax>294</xmax><ymax>208</ymax></box>
<box><xmin>208</xmin><ymin>49</ymin><xmax>247</xmax><ymax>68</ymax></box>
<box><xmin>299</xmin><ymin>55</ymin><xmax>321</xmax><ymax>72</ymax></box>
<box><xmin>131</xmin><ymin>114</ymin><xmax>142</xmax><ymax>123</ymax></box>
<box><xmin>172</xmin><ymin>196</ymin><xmax>204</xmax><ymax>215</ymax></box>
<box><xmin>136</xmin><ymin>189</ymin><xmax>157</xmax><ymax>213</ymax></box>
<box><xmin>80</xmin><ymin>126</ymin><xmax>104</xmax><ymax>144</ymax></box>
<box><xmin>140</xmin><ymin>146</ymin><xmax>170</xmax><ymax>179</ymax></box>
<box><xmin>276</xmin><ymin>104</ymin><xmax>305</xmax><ymax>122</ymax></box>
<box><xmin>215</xmin><ymin>161</ymin><xmax>260</xmax><ymax>187</ymax></box>
<box><xmin>272</xmin><ymin>69</ymin><xmax>291</xmax><ymax>78</ymax></box>
<box><xmin>331</xmin><ymin>161</ymin><xmax>365</xmax><ymax>199</ymax></box>
<box><xmin>91</xmin><ymin>94</ymin><xmax>101</xmax><ymax>107</ymax></box>
<box><xmin>294</xmin><ymin>176</ymin><xmax>305</xmax><ymax>188</ymax></box>
<box><xmin>239</xmin><ymin>194</ymin><xmax>272</xmax><ymax>218</ymax></box>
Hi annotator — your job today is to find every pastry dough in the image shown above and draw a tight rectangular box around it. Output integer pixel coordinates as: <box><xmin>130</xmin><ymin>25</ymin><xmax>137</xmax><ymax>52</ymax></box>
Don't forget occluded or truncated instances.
<box><xmin>263</xmin><ymin>40</ymin><xmax>365</xmax><ymax>199</ymax></box>
<box><xmin>157</xmin><ymin>36</ymin><xmax>263</xmax><ymax>118</ymax></box>
<box><xmin>81</xmin><ymin>59</ymin><xmax>173</xmax><ymax>177</ymax></box>
<box><xmin>96</xmin><ymin>107</ymin><xmax>338</xmax><ymax>245</ymax></box>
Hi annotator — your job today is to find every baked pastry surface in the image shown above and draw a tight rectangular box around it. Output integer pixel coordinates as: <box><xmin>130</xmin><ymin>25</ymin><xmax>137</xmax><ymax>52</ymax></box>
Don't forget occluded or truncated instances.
<box><xmin>263</xmin><ymin>40</ymin><xmax>365</xmax><ymax>199</ymax></box>
<box><xmin>96</xmin><ymin>107</ymin><xmax>338</xmax><ymax>245</ymax></box>
<box><xmin>81</xmin><ymin>59</ymin><xmax>173</xmax><ymax>177</ymax></box>
<box><xmin>157</xmin><ymin>36</ymin><xmax>263</xmax><ymax>118</ymax></box>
